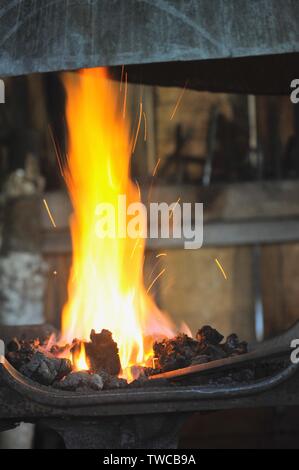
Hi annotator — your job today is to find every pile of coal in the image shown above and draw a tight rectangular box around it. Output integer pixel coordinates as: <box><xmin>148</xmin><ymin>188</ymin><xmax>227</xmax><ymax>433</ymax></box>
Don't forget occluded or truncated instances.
<box><xmin>153</xmin><ymin>334</ymin><xmax>199</xmax><ymax>372</ymax></box>
<box><xmin>53</xmin><ymin>371</ymin><xmax>104</xmax><ymax>391</ymax></box>
<box><xmin>6</xmin><ymin>337</ymin><xmax>40</xmax><ymax>369</ymax></box>
<box><xmin>152</xmin><ymin>325</ymin><xmax>248</xmax><ymax>373</ymax></box>
<box><xmin>5</xmin><ymin>329</ymin><xmax>126</xmax><ymax>391</ymax></box>
<box><xmin>20</xmin><ymin>351</ymin><xmax>72</xmax><ymax>386</ymax></box>
<box><xmin>97</xmin><ymin>370</ymin><xmax>127</xmax><ymax>390</ymax></box>
<box><xmin>5</xmin><ymin>325</ymin><xmax>248</xmax><ymax>389</ymax></box>
<box><xmin>53</xmin><ymin>370</ymin><xmax>127</xmax><ymax>392</ymax></box>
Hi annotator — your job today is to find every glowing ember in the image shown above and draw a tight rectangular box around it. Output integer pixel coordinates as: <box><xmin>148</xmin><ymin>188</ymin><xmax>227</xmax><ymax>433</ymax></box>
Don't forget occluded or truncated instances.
<box><xmin>61</xmin><ymin>67</ymin><xmax>175</xmax><ymax>378</ymax></box>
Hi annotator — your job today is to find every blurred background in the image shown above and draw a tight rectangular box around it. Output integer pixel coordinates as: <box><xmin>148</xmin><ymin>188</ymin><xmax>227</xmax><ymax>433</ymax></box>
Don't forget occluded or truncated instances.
<box><xmin>0</xmin><ymin>73</ymin><xmax>298</xmax><ymax>346</ymax></box>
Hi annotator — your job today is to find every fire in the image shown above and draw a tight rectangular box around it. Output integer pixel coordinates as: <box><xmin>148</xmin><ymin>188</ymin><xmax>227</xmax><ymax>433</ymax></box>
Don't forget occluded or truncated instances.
<box><xmin>61</xmin><ymin>67</ymin><xmax>175</xmax><ymax>376</ymax></box>
<box><xmin>72</xmin><ymin>342</ymin><xmax>88</xmax><ymax>371</ymax></box>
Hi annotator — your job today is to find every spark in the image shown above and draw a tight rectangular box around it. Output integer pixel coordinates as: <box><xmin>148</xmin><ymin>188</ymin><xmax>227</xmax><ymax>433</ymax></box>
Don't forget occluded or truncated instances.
<box><xmin>148</xmin><ymin>259</ymin><xmax>164</xmax><ymax>283</ymax></box>
<box><xmin>170</xmin><ymin>80</ymin><xmax>189</xmax><ymax>121</ymax></box>
<box><xmin>147</xmin><ymin>158</ymin><xmax>161</xmax><ymax>205</ymax></box>
<box><xmin>156</xmin><ymin>253</ymin><xmax>167</xmax><ymax>258</ymax></box>
<box><xmin>135</xmin><ymin>179</ymin><xmax>141</xmax><ymax>200</ymax></box>
<box><xmin>152</xmin><ymin>158</ymin><xmax>161</xmax><ymax>177</ymax></box>
<box><xmin>215</xmin><ymin>258</ymin><xmax>227</xmax><ymax>280</ymax></box>
<box><xmin>146</xmin><ymin>268</ymin><xmax>166</xmax><ymax>294</ymax></box>
<box><xmin>43</xmin><ymin>199</ymin><xmax>57</xmax><ymax>228</ymax></box>
<box><xmin>48</xmin><ymin>125</ymin><xmax>64</xmax><ymax>177</ymax></box>
<box><xmin>143</xmin><ymin>111</ymin><xmax>147</xmax><ymax>141</ymax></box>
<box><xmin>53</xmin><ymin>270</ymin><xmax>58</xmax><ymax>276</ymax></box>
<box><xmin>132</xmin><ymin>102</ymin><xmax>143</xmax><ymax>153</ymax></box>
<box><xmin>120</xmin><ymin>65</ymin><xmax>124</xmax><ymax>91</ymax></box>
<box><xmin>122</xmin><ymin>71</ymin><xmax>128</xmax><ymax>119</ymax></box>
<box><xmin>130</xmin><ymin>239</ymin><xmax>140</xmax><ymax>259</ymax></box>
<box><xmin>152</xmin><ymin>357</ymin><xmax>159</xmax><ymax>369</ymax></box>
<box><xmin>169</xmin><ymin>197</ymin><xmax>181</xmax><ymax>220</ymax></box>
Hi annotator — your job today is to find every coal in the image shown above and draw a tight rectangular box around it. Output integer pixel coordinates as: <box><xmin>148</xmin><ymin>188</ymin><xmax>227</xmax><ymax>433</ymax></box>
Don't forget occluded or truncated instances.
<box><xmin>190</xmin><ymin>354</ymin><xmax>210</xmax><ymax>365</ymax></box>
<box><xmin>20</xmin><ymin>351</ymin><xmax>72</xmax><ymax>386</ymax></box>
<box><xmin>153</xmin><ymin>334</ymin><xmax>199</xmax><ymax>372</ymax></box>
<box><xmin>98</xmin><ymin>370</ymin><xmax>127</xmax><ymax>389</ymax></box>
<box><xmin>153</xmin><ymin>326</ymin><xmax>248</xmax><ymax>373</ymax></box>
<box><xmin>6</xmin><ymin>337</ymin><xmax>40</xmax><ymax>369</ymax></box>
<box><xmin>50</xmin><ymin>343</ymin><xmax>71</xmax><ymax>356</ymax></box>
<box><xmin>6</xmin><ymin>337</ymin><xmax>21</xmax><ymax>352</ymax></box>
<box><xmin>53</xmin><ymin>371</ymin><xmax>104</xmax><ymax>392</ymax></box>
<box><xmin>222</xmin><ymin>333</ymin><xmax>248</xmax><ymax>355</ymax></box>
<box><xmin>6</xmin><ymin>324</ymin><xmax>249</xmax><ymax>389</ymax></box>
<box><xmin>198</xmin><ymin>343</ymin><xmax>227</xmax><ymax>360</ymax></box>
<box><xmin>196</xmin><ymin>325</ymin><xmax>224</xmax><ymax>346</ymax></box>
<box><xmin>83</xmin><ymin>329</ymin><xmax>121</xmax><ymax>376</ymax></box>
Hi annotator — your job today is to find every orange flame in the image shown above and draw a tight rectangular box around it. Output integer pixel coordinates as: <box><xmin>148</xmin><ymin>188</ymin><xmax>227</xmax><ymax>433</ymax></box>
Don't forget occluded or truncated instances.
<box><xmin>72</xmin><ymin>342</ymin><xmax>88</xmax><ymax>371</ymax></box>
<box><xmin>61</xmin><ymin>68</ymin><xmax>175</xmax><ymax>377</ymax></box>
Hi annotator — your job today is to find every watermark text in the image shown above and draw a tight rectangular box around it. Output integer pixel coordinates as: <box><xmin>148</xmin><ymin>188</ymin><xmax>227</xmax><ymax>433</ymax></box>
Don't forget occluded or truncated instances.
<box><xmin>94</xmin><ymin>196</ymin><xmax>203</xmax><ymax>249</ymax></box>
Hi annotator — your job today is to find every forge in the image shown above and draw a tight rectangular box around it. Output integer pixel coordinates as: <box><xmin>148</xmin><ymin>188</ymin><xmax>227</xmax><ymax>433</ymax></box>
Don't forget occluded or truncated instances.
<box><xmin>1</xmin><ymin>0</ymin><xmax>299</xmax><ymax>450</ymax></box>
<box><xmin>1</xmin><ymin>322</ymin><xmax>299</xmax><ymax>448</ymax></box>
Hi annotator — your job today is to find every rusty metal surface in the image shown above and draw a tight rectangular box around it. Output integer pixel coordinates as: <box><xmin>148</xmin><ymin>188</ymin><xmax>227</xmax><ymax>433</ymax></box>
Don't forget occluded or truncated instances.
<box><xmin>0</xmin><ymin>1</ymin><xmax>299</xmax><ymax>93</ymax></box>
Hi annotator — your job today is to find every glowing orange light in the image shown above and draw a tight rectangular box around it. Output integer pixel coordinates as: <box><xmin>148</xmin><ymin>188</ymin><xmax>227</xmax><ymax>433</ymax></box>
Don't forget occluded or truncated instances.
<box><xmin>215</xmin><ymin>258</ymin><xmax>228</xmax><ymax>280</ymax></box>
<box><xmin>73</xmin><ymin>342</ymin><xmax>88</xmax><ymax>371</ymax></box>
<box><xmin>43</xmin><ymin>198</ymin><xmax>57</xmax><ymax>228</ymax></box>
<box><xmin>61</xmin><ymin>68</ymin><xmax>175</xmax><ymax>379</ymax></box>
<box><xmin>170</xmin><ymin>80</ymin><xmax>188</xmax><ymax>121</ymax></box>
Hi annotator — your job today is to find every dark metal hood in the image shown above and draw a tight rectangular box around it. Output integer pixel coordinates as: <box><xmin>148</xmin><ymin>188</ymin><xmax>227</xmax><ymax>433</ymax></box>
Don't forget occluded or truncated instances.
<box><xmin>1</xmin><ymin>0</ymin><xmax>299</xmax><ymax>94</ymax></box>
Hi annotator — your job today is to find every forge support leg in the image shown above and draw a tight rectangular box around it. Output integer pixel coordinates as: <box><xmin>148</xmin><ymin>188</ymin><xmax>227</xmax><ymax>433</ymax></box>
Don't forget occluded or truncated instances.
<box><xmin>43</xmin><ymin>414</ymin><xmax>189</xmax><ymax>449</ymax></box>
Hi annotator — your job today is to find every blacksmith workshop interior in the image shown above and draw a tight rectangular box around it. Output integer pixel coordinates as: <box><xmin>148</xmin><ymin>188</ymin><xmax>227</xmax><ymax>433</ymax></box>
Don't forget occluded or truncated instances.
<box><xmin>1</xmin><ymin>0</ymin><xmax>299</xmax><ymax>450</ymax></box>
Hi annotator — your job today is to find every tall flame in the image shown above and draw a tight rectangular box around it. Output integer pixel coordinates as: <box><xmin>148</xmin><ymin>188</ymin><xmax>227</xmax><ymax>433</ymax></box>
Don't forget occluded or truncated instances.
<box><xmin>61</xmin><ymin>68</ymin><xmax>174</xmax><ymax>373</ymax></box>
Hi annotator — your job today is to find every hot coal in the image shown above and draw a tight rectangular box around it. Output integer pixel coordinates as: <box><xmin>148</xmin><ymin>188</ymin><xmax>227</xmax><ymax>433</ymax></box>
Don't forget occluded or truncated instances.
<box><xmin>20</xmin><ymin>351</ymin><xmax>72</xmax><ymax>386</ymax></box>
<box><xmin>5</xmin><ymin>324</ymin><xmax>248</xmax><ymax>390</ymax></box>
<box><xmin>50</xmin><ymin>343</ymin><xmax>71</xmax><ymax>356</ymax></box>
<box><xmin>53</xmin><ymin>371</ymin><xmax>104</xmax><ymax>392</ymax></box>
<box><xmin>153</xmin><ymin>326</ymin><xmax>248</xmax><ymax>373</ymax></box>
<box><xmin>73</xmin><ymin>329</ymin><xmax>121</xmax><ymax>376</ymax></box>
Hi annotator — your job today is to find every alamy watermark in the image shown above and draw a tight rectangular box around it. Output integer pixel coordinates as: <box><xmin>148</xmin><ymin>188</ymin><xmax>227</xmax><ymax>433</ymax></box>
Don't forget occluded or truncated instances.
<box><xmin>290</xmin><ymin>339</ymin><xmax>299</xmax><ymax>364</ymax></box>
<box><xmin>0</xmin><ymin>79</ymin><xmax>5</xmax><ymax>104</ymax></box>
<box><xmin>94</xmin><ymin>196</ymin><xmax>203</xmax><ymax>249</ymax></box>
<box><xmin>290</xmin><ymin>79</ymin><xmax>299</xmax><ymax>103</ymax></box>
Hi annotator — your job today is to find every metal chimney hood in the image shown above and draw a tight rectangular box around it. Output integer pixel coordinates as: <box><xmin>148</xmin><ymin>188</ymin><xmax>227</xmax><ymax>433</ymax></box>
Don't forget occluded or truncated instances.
<box><xmin>0</xmin><ymin>0</ymin><xmax>299</xmax><ymax>93</ymax></box>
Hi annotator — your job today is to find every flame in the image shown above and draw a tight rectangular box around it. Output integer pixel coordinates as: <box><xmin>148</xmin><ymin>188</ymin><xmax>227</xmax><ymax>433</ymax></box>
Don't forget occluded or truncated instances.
<box><xmin>61</xmin><ymin>68</ymin><xmax>175</xmax><ymax>377</ymax></box>
<box><xmin>73</xmin><ymin>342</ymin><xmax>89</xmax><ymax>371</ymax></box>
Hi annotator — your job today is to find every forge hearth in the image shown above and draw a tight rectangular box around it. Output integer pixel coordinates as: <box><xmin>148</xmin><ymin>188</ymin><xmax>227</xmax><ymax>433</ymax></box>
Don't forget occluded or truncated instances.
<box><xmin>1</xmin><ymin>323</ymin><xmax>299</xmax><ymax>448</ymax></box>
<box><xmin>4</xmin><ymin>324</ymin><xmax>250</xmax><ymax>392</ymax></box>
